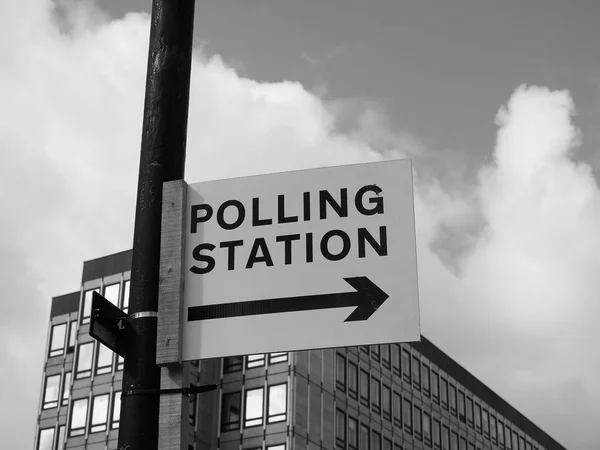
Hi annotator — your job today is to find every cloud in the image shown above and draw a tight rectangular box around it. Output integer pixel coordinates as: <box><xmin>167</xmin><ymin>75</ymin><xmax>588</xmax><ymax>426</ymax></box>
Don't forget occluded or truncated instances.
<box><xmin>0</xmin><ymin>1</ymin><xmax>598</xmax><ymax>450</ymax></box>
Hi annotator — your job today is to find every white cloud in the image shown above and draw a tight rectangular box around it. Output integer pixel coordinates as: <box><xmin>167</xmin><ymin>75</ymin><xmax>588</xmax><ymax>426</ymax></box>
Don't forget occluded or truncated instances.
<box><xmin>0</xmin><ymin>2</ymin><xmax>598</xmax><ymax>449</ymax></box>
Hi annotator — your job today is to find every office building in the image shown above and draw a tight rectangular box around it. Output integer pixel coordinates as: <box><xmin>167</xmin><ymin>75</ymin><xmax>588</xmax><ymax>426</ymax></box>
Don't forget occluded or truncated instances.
<box><xmin>35</xmin><ymin>250</ymin><xmax>567</xmax><ymax>450</ymax></box>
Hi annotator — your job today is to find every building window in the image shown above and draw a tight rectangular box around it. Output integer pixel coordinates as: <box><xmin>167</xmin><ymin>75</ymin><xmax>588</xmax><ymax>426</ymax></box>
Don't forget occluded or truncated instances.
<box><xmin>336</xmin><ymin>353</ymin><xmax>346</xmax><ymax>390</ymax></box>
<box><xmin>269</xmin><ymin>352</ymin><xmax>288</xmax><ymax>364</ymax></box>
<box><xmin>42</xmin><ymin>374</ymin><xmax>61</xmax><ymax>409</ymax></box>
<box><xmin>449</xmin><ymin>384</ymin><xmax>457</xmax><ymax>414</ymax></box>
<box><xmin>392</xmin><ymin>345</ymin><xmax>401</xmax><ymax>376</ymax></box>
<box><xmin>361</xmin><ymin>345</ymin><xmax>370</xmax><ymax>355</ymax></box>
<box><xmin>401</xmin><ymin>349</ymin><xmax>411</xmax><ymax>382</ymax></box>
<box><xmin>82</xmin><ymin>288</ymin><xmax>99</xmax><ymax>324</ymax></box>
<box><xmin>69</xmin><ymin>398</ymin><xmax>89</xmax><ymax>437</ymax></box>
<box><xmin>372</xmin><ymin>430</ymin><xmax>381</xmax><ymax>450</ymax></box>
<box><xmin>383</xmin><ymin>437</ymin><xmax>392</xmax><ymax>450</ymax></box>
<box><xmin>348</xmin><ymin>416</ymin><xmax>358</xmax><ymax>449</ymax></box>
<box><xmin>382</xmin><ymin>384</ymin><xmax>391</xmax><ymax>420</ymax></box>
<box><xmin>433</xmin><ymin>418</ymin><xmax>441</xmax><ymax>449</ymax></box>
<box><xmin>268</xmin><ymin>383</ymin><xmax>287</xmax><ymax>423</ymax></box>
<box><xmin>112</xmin><ymin>391</ymin><xmax>121</xmax><ymax>429</ymax></box>
<box><xmin>244</xmin><ymin>387</ymin><xmax>264</xmax><ymax>427</ymax></box>
<box><xmin>440</xmin><ymin>377</ymin><xmax>448</xmax><ymax>408</ymax></box>
<box><xmin>360</xmin><ymin>424</ymin><xmax>370</xmax><ymax>450</ymax></box>
<box><xmin>95</xmin><ymin>344</ymin><xmax>113</xmax><ymax>375</ymax></box>
<box><xmin>189</xmin><ymin>391</ymin><xmax>197</xmax><ymax>426</ymax></box>
<box><xmin>392</xmin><ymin>391</ymin><xmax>402</xmax><ymax>426</ymax></box>
<box><xmin>49</xmin><ymin>323</ymin><xmax>67</xmax><ymax>357</ymax></box>
<box><xmin>224</xmin><ymin>356</ymin><xmax>243</xmax><ymax>373</ymax></box>
<box><xmin>431</xmin><ymin>370</ymin><xmax>439</xmax><ymax>400</ymax></box>
<box><xmin>336</xmin><ymin>409</ymin><xmax>346</xmax><ymax>447</ymax></box>
<box><xmin>103</xmin><ymin>283</ymin><xmax>120</xmax><ymax>306</ymax></box>
<box><xmin>414</xmin><ymin>405</ymin><xmax>422</xmax><ymax>438</ymax></box>
<box><xmin>117</xmin><ymin>355</ymin><xmax>124</xmax><ymax>371</ymax></box>
<box><xmin>466</xmin><ymin>397</ymin><xmax>474</xmax><ymax>425</ymax></box>
<box><xmin>422</xmin><ymin>363</ymin><xmax>430</xmax><ymax>395</ymax></box>
<box><xmin>520</xmin><ymin>436</ymin><xmax>526</xmax><ymax>450</ymax></box>
<box><xmin>490</xmin><ymin>415</ymin><xmax>497</xmax><ymax>442</ymax></box>
<box><xmin>267</xmin><ymin>445</ymin><xmax>285</xmax><ymax>450</ymax></box>
<box><xmin>221</xmin><ymin>392</ymin><xmax>241</xmax><ymax>431</ymax></box>
<box><xmin>67</xmin><ymin>321</ymin><xmax>77</xmax><ymax>352</ymax></box>
<box><xmin>460</xmin><ymin>436</ymin><xmax>467</xmax><ymax>450</ymax></box>
<box><xmin>75</xmin><ymin>342</ymin><xmax>94</xmax><ymax>379</ymax></box>
<box><xmin>497</xmin><ymin>419</ymin><xmax>505</xmax><ymax>446</ymax></box>
<box><xmin>61</xmin><ymin>372</ymin><xmax>71</xmax><ymax>406</ymax></box>
<box><xmin>371</xmin><ymin>377</ymin><xmax>381</xmax><ymax>413</ymax></box>
<box><xmin>451</xmin><ymin>431</ymin><xmax>458</xmax><ymax>450</ymax></box>
<box><xmin>122</xmin><ymin>280</ymin><xmax>130</xmax><ymax>312</ymax></box>
<box><xmin>38</xmin><ymin>427</ymin><xmax>55</xmax><ymax>450</ymax></box>
<box><xmin>474</xmin><ymin>403</ymin><xmax>481</xmax><ymax>430</ymax></box>
<box><xmin>247</xmin><ymin>354</ymin><xmax>265</xmax><ymax>369</ymax></box>
<box><xmin>458</xmin><ymin>390</ymin><xmax>466</xmax><ymax>421</ymax></box>
<box><xmin>360</xmin><ymin>369</ymin><xmax>370</xmax><ymax>407</ymax></box>
<box><xmin>482</xmin><ymin>408</ymin><xmax>489</xmax><ymax>436</ymax></box>
<box><xmin>371</xmin><ymin>345</ymin><xmax>380</xmax><ymax>361</ymax></box>
<box><xmin>442</xmin><ymin>425</ymin><xmax>450</xmax><ymax>450</ymax></box>
<box><xmin>505</xmin><ymin>425</ymin><xmax>512</xmax><ymax>449</ymax></box>
<box><xmin>90</xmin><ymin>394</ymin><xmax>109</xmax><ymax>433</ymax></box>
<box><xmin>411</xmin><ymin>356</ymin><xmax>420</xmax><ymax>388</ymax></box>
<box><xmin>348</xmin><ymin>361</ymin><xmax>358</xmax><ymax>398</ymax></box>
<box><xmin>381</xmin><ymin>345</ymin><xmax>390</xmax><ymax>368</ymax></box>
<box><xmin>423</xmin><ymin>412</ymin><xmax>431</xmax><ymax>444</ymax></box>
<box><xmin>402</xmin><ymin>398</ymin><xmax>412</xmax><ymax>433</ymax></box>
<box><xmin>56</xmin><ymin>425</ymin><xmax>65</xmax><ymax>450</ymax></box>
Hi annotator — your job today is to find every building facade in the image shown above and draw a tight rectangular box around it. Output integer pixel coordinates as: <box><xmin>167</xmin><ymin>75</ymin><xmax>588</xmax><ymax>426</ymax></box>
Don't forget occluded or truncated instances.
<box><xmin>35</xmin><ymin>250</ymin><xmax>566</xmax><ymax>450</ymax></box>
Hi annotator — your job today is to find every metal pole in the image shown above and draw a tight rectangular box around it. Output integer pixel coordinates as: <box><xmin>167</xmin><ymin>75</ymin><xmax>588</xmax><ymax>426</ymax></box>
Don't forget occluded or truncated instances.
<box><xmin>118</xmin><ymin>1</ymin><xmax>195</xmax><ymax>449</ymax></box>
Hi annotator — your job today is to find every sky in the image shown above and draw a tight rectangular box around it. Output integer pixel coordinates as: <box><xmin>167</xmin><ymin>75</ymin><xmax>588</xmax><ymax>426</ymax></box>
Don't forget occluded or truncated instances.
<box><xmin>1</xmin><ymin>0</ymin><xmax>599</xmax><ymax>448</ymax></box>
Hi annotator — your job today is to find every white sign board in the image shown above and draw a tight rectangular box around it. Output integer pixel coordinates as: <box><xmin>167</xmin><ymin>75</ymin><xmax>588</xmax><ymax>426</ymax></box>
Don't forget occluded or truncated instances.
<box><xmin>182</xmin><ymin>159</ymin><xmax>420</xmax><ymax>360</ymax></box>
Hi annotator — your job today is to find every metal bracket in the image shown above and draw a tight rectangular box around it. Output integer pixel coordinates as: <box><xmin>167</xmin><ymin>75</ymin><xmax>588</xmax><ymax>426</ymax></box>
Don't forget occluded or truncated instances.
<box><xmin>90</xmin><ymin>291</ymin><xmax>128</xmax><ymax>357</ymax></box>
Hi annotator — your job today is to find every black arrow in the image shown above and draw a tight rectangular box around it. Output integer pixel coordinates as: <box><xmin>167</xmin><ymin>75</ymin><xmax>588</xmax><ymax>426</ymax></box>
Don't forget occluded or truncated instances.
<box><xmin>187</xmin><ymin>276</ymin><xmax>388</xmax><ymax>323</ymax></box>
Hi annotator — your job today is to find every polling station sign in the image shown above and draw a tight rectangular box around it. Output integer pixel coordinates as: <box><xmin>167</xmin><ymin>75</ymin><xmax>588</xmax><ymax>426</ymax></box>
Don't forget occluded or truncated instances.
<box><xmin>182</xmin><ymin>159</ymin><xmax>420</xmax><ymax>360</ymax></box>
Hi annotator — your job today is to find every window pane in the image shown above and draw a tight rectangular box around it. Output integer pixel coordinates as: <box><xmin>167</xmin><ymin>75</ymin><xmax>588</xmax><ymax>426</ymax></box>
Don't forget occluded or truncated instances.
<box><xmin>431</xmin><ymin>371</ymin><xmax>439</xmax><ymax>399</ymax></box>
<box><xmin>122</xmin><ymin>280</ymin><xmax>130</xmax><ymax>311</ymax></box>
<box><xmin>43</xmin><ymin>374</ymin><xmax>60</xmax><ymax>409</ymax></box>
<box><xmin>393</xmin><ymin>391</ymin><xmax>402</xmax><ymax>426</ymax></box>
<box><xmin>224</xmin><ymin>356</ymin><xmax>243</xmax><ymax>373</ymax></box>
<box><xmin>402</xmin><ymin>349</ymin><xmax>411</xmax><ymax>381</ymax></box>
<box><xmin>76</xmin><ymin>342</ymin><xmax>94</xmax><ymax>379</ymax></box>
<box><xmin>458</xmin><ymin>391</ymin><xmax>466</xmax><ymax>421</ymax></box>
<box><xmin>269</xmin><ymin>352</ymin><xmax>288</xmax><ymax>364</ymax></box>
<box><xmin>247</xmin><ymin>354</ymin><xmax>265</xmax><ymax>368</ymax></box>
<box><xmin>348</xmin><ymin>417</ymin><xmax>358</xmax><ymax>449</ymax></box>
<box><xmin>403</xmin><ymin>398</ymin><xmax>412</xmax><ymax>431</ymax></box>
<box><xmin>336</xmin><ymin>409</ymin><xmax>346</xmax><ymax>446</ymax></box>
<box><xmin>371</xmin><ymin>377</ymin><xmax>380</xmax><ymax>412</ymax></box>
<box><xmin>371</xmin><ymin>430</ymin><xmax>381</xmax><ymax>450</ymax></box>
<box><xmin>68</xmin><ymin>322</ymin><xmax>77</xmax><ymax>350</ymax></box>
<box><xmin>423</xmin><ymin>412</ymin><xmax>431</xmax><ymax>442</ymax></box>
<box><xmin>244</xmin><ymin>387</ymin><xmax>264</xmax><ymax>427</ymax></box>
<box><xmin>96</xmin><ymin>344</ymin><xmax>113</xmax><ymax>375</ymax></box>
<box><xmin>360</xmin><ymin>424</ymin><xmax>370</xmax><ymax>450</ymax></box>
<box><xmin>112</xmin><ymin>392</ymin><xmax>121</xmax><ymax>428</ymax></box>
<box><xmin>62</xmin><ymin>372</ymin><xmax>71</xmax><ymax>405</ymax></box>
<box><xmin>449</xmin><ymin>384</ymin><xmax>457</xmax><ymax>413</ymax></box>
<box><xmin>103</xmin><ymin>283</ymin><xmax>120</xmax><ymax>306</ymax></box>
<box><xmin>336</xmin><ymin>353</ymin><xmax>346</xmax><ymax>389</ymax></box>
<box><xmin>382</xmin><ymin>384</ymin><xmax>391</xmax><ymax>418</ymax></box>
<box><xmin>422</xmin><ymin>363</ymin><xmax>430</xmax><ymax>394</ymax></box>
<box><xmin>49</xmin><ymin>323</ymin><xmax>67</xmax><ymax>357</ymax></box>
<box><xmin>69</xmin><ymin>398</ymin><xmax>88</xmax><ymax>436</ymax></box>
<box><xmin>82</xmin><ymin>289</ymin><xmax>99</xmax><ymax>323</ymax></box>
<box><xmin>117</xmin><ymin>355</ymin><xmax>124</xmax><ymax>371</ymax></box>
<box><xmin>56</xmin><ymin>425</ymin><xmax>65</xmax><ymax>450</ymax></box>
<box><xmin>267</xmin><ymin>446</ymin><xmax>285</xmax><ymax>450</ymax></box>
<box><xmin>38</xmin><ymin>427</ymin><xmax>54</xmax><ymax>450</ymax></box>
<box><xmin>189</xmin><ymin>393</ymin><xmax>197</xmax><ymax>426</ymax></box>
<box><xmin>348</xmin><ymin>361</ymin><xmax>358</xmax><ymax>397</ymax></box>
<box><xmin>392</xmin><ymin>345</ymin><xmax>401</xmax><ymax>375</ymax></box>
<box><xmin>360</xmin><ymin>369</ymin><xmax>370</xmax><ymax>406</ymax></box>
<box><xmin>412</xmin><ymin>355</ymin><xmax>420</xmax><ymax>387</ymax></box>
<box><xmin>441</xmin><ymin>377</ymin><xmax>448</xmax><ymax>407</ymax></box>
<box><xmin>268</xmin><ymin>384</ymin><xmax>287</xmax><ymax>423</ymax></box>
<box><xmin>381</xmin><ymin>344</ymin><xmax>390</xmax><ymax>366</ymax></box>
<box><xmin>414</xmin><ymin>405</ymin><xmax>422</xmax><ymax>436</ymax></box>
<box><xmin>221</xmin><ymin>392</ymin><xmax>241</xmax><ymax>431</ymax></box>
<box><xmin>90</xmin><ymin>394</ymin><xmax>109</xmax><ymax>433</ymax></box>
